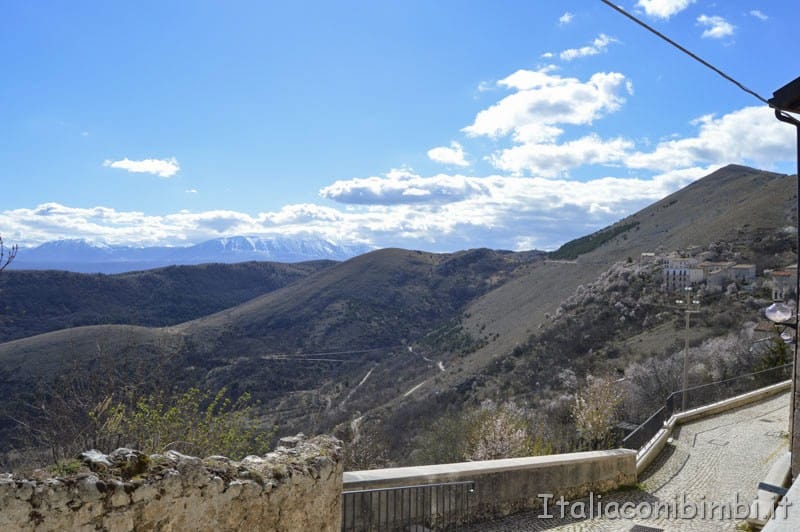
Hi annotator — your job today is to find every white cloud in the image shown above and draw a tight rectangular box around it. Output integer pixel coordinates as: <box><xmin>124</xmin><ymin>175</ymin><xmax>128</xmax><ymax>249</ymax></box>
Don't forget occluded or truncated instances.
<box><xmin>102</xmin><ymin>157</ymin><xmax>180</xmax><ymax>178</ymax></box>
<box><xmin>636</xmin><ymin>0</ymin><xmax>695</xmax><ymax>19</ymax></box>
<box><xmin>749</xmin><ymin>10</ymin><xmax>768</xmax><ymax>21</ymax></box>
<box><xmin>262</xmin><ymin>203</ymin><xmax>343</xmax><ymax>225</ymax></box>
<box><xmin>559</xmin><ymin>34</ymin><xmax>618</xmax><ymax>61</ymax></box>
<box><xmin>185</xmin><ymin>188</ymin><xmax>198</xmax><ymax>194</ymax></box>
<box><xmin>320</xmin><ymin>169</ymin><xmax>485</xmax><ymax>204</ymax></box>
<box><xmin>3</xmin><ymin>202</ymin><xmax>352</xmax><ymax>249</ymax></box>
<box><xmin>427</xmin><ymin>141</ymin><xmax>469</xmax><ymax>166</ymax></box>
<box><xmin>490</xmin><ymin>134</ymin><xmax>634</xmax><ymax>176</ymax></box>
<box><xmin>697</xmin><ymin>15</ymin><xmax>735</xmax><ymax>39</ymax></box>
<box><xmin>463</xmin><ymin>68</ymin><xmax>631</xmax><ymax>141</ymax></box>
<box><xmin>463</xmin><ymin>67</ymin><xmax>633</xmax><ymax>176</ymax></box>
<box><xmin>8</xmin><ymin>132</ymin><xmax>790</xmax><ymax>255</ymax></box>
<box><xmin>626</xmin><ymin>106</ymin><xmax>794</xmax><ymax>171</ymax></box>
<box><xmin>317</xmin><ymin>166</ymin><xmax>718</xmax><ymax>249</ymax></box>
<box><xmin>559</xmin><ymin>12</ymin><xmax>574</xmax><ymax>25</ymax></box>
<box><xmin>3</xmin><ymin>167</ymin><xmax>710</xmax><ymax>252</ymax></box>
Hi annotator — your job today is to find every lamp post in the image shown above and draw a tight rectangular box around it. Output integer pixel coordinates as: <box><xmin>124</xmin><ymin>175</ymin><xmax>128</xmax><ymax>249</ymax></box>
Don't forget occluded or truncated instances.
<box><xmin>676</xmin><ymin>286</ymin><xmax>701</xmax><ymax>412</ymax></box>
<box><xmin>769</xmin><ymin>76</ymin><xmax>800</xmax><ymax>479</ymax></box>
<box><xmin>765</xmin><ymin>301</ymin><xmax>796</xmax><ymax>348</ymax></box>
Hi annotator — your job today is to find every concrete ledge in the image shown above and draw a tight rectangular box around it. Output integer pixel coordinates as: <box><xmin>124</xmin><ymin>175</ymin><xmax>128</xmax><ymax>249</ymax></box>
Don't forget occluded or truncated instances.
<box><xmin>636</xmin><ymin>421</ymin><xmax>676</xmax><ymax>476</ymax></box>
<box><xmin>344</xmin><ymin>449</ymin><xmax>637</xmax><ymax>527</ymax></box>
<box><xmin>762</xmin><ymin>466</ymin><xmax>800</xmax><ymax>532</ymax></box>
<box><xmin>674</xmin><ymin>380</ymin><xmax>791</xmax><ymax>425</ymax></box>
<box><xmin>634</xmin><ymin>380</ymin><xmax>791</xmax><ymax>475</ymax></box>
<box><xmin>344</xmin><ymin>449</ymin><xmax>635</xmax><ymax>490</ymax></box>
<box><xmin>747</xmin><ymin>452</ymin><xmax>791</xmax><ymax>529</ymax></box>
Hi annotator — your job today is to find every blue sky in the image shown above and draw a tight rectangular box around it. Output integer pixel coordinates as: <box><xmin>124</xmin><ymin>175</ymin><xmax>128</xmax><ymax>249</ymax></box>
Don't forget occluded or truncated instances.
<box><xmin>1</xmin><ymin>0</ymin><xmax>797</xmax><ymax>251</ymax></box>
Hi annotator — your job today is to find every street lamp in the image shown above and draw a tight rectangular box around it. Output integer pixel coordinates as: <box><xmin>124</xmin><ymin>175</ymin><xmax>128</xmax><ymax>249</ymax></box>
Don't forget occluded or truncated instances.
<box><xmin>769</xmin><ymin>76</ymin><xmax>800</xmax><ymax>479</ymax></box>
<box><xmin>676</xmin><ymin>286</ymin><xmax>701</xmax><ymax>411</ymax></box>
<box><xmin>766</xmin><ymin>302</ymin><xmax>795</xmax><ymax>326</ymax></box>
<box><xmin>765</xmin><ymin>302</ymin><xmax>796</xmax><ymax>347</ymax></box>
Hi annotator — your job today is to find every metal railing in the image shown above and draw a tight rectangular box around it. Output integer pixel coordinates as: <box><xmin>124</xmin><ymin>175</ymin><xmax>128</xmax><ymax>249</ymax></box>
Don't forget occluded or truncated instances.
<box><xmin>621</xmin><ymin>363</ymin><xmax>792</xmax><ymax>451</ymax></box>
<box><xmin>342</xmin><ymin>480</ymin><xmax>475</xmax><ymax>531</ymax></box>
<box><xmin>620</xmin><ymin>405</ymin><xmax>668</xmax><ymax>450</ymax></box>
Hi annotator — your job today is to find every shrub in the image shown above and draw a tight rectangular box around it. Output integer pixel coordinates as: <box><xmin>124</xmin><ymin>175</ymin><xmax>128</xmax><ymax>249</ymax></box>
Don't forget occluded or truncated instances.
<box><xmin>341</xmin><ymin>419</ymin><xmax>389</xmax><ymax>471</ymax></box>
<box><xmin>96</xmin><ymin>387</ymin><xmax>275</xmax><ymax>460</ymax></box>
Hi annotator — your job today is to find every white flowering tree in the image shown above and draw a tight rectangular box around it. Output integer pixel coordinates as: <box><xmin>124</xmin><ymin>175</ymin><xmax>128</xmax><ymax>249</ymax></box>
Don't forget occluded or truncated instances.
<box><xmin>570</xmin><ymin>375</ymin><xmax>622</xmax><ymax>450</ymax></box>
<box><xmin>416</xmin><ymin>400</ymin><xmax>550</xmax><ymax>465</ymax></box>
<box><xmin>466</xmin><ymin>400</ymin><xmax>549</xmax><ymax>461</ymax></box>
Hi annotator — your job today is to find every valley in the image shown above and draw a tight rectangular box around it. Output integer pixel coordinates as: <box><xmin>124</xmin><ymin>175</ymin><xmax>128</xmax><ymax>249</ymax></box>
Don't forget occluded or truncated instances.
<box><xmin>0</xmin><ymin>164</ymin><xmax>796</xmax><ymax>470</ymax></box>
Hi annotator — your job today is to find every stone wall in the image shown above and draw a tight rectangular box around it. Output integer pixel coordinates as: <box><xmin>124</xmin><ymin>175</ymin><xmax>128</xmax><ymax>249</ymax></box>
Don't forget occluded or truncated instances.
<box><xmin>0</xmin><ymin>434</ymin><xmax>342</xmax><ymax>532</ymax></box>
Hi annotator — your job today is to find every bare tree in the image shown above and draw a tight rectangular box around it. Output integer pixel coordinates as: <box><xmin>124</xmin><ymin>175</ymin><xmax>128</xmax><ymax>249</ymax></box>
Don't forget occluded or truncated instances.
<box><xmin>0</xmin><ymin>235</ymin><xmax>17</xmax><ymax>272</ymax></box>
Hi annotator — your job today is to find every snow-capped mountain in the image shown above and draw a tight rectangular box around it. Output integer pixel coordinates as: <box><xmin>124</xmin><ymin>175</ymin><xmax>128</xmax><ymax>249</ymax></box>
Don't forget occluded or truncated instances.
<box><xmin>14</xmin><ymin>237</ymin><xmax>374</xmax><ymax>273</ymax></box>
<box><xmin>184</xmin><ymin>236</ymin><xmax>369</xmax><ymax>262</ymax></box>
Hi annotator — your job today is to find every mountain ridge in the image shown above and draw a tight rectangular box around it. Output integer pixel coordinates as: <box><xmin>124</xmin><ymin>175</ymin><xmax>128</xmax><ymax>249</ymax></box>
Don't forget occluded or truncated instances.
<box><xmin>13</xmin><ymin>235</ymin><xmax>374</xmax><ymax>273</ymax></box>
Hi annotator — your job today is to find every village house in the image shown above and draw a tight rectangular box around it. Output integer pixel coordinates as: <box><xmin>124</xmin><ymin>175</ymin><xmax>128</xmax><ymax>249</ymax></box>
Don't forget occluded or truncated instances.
<box><xmin>768</xmin><ymin>266</ymin><xmax>798</xmax><ymax>301</ymax></box>
<box><xmin>661</xmin><ymin>254</ymin><xmax>758</xmax><ymax>293</ymax></box>
<box><xmin>662</xmin><ymin>255</ymin><xmax>703</xmax><ymax>291</ymax></box>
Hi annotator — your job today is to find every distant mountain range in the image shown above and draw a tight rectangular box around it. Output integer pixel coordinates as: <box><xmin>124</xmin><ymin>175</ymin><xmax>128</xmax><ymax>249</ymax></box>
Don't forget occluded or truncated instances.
<box><xmin>13</xmin><ymin>236</ymin><xmax>374</xmax><ymax>273</ymax></box>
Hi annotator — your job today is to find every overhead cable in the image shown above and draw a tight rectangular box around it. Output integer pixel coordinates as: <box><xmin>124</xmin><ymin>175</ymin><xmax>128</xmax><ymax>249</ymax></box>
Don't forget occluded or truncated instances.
<box><xmin>599</xmin><ymin>0</ymin><xmax>770</xmax><ymax>106</ymax></box>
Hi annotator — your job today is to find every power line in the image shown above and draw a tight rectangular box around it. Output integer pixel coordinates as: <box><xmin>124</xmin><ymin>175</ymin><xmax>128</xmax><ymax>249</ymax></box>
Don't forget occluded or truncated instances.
<box><xmin>261</xmin><ymin>356</ymin><xmax>361</xmax><ymax>363</ymax></box>
<box><xmin>599</xmin><ymin>0</ymin><xmax>770</xmax><ymax>106</ymax></box>
<box><xmin>266</xmin><ymin>345</ymin><xmax>403</xmax><ymax>358</ymax></box>
<box><xmin>259</xmin><ymin>344</ymin><xmax>405</xmax><ymax>364</ymax></box>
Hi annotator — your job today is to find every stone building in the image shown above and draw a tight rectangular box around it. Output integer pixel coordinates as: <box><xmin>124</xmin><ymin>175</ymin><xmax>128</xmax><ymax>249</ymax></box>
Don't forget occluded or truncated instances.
<box><xmin>662</xmin><ymin>256</ymin><xmax>703</xmax><ymax>292</ymax></box>
<box><xmin>770</xmin><ymin>266</ymin><xmax>798</xmax><ymax>301</ymax></box>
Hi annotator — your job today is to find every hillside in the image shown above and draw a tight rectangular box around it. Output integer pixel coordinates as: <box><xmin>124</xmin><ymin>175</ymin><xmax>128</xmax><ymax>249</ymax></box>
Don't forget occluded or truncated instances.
<box><xmin>454</xmin><ymin>164</ymin><xmax>794</xmax><ymax>371</ymax></box>
<box><xmin>0</xmin><ymin>247</ymin><xmax>545</xmax><ymax>451</ymax></box>
<box><xmin>330</xmin><ymin>165</ymin><xmax>796</xmax><ymax>458</ymax></box>
<box><xmin>0</xmin><ymin>164</ymin><xmax>795</xmax><ymax>463</ymax></box>
<box><xmin>162</xmin><ymin>248</ymin><xmax>545</xmax><ymax>409</ymax></box>
<box><xmin>0</xmin><ymin>260</ymin><xmax>334</xmax><ymax>342</ymax></box>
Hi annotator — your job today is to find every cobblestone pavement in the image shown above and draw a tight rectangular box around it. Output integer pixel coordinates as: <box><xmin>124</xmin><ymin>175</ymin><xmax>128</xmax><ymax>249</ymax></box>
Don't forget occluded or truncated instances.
<box><xmin>467</xmin><ymin>392</ymin><xmax>790</xmax><ymax>532</ymax></box>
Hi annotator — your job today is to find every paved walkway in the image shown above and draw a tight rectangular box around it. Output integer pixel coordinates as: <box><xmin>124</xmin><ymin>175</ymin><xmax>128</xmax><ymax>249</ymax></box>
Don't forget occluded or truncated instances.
<box><xmin>467</xmin><ymin>392</ymin><xmax>790</xmax><ymax>532</ymax></box>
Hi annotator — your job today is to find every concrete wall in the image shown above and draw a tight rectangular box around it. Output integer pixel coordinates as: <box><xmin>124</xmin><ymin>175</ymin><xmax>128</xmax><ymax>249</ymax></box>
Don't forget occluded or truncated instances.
<box><xmin>0</xmin><ymin>434</ymin><xmax>342</xmax><ymax>532</ymax></box>
<box><xmin>343</xmin><ymin>449</ymin><xmax>637</xmax><ymax>529</ymax></box>
<box><xmin>761</xmin><ymin>463</ymin><xmax>800</xmax><ymax>532</ymax></box>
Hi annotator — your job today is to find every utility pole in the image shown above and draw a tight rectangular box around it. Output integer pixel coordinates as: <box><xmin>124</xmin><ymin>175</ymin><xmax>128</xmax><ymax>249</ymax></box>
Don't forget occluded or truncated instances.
<box><xmin>676</xmin><ymin>286</ymin><xmax>701</xmax><ymax>411</ymax></box>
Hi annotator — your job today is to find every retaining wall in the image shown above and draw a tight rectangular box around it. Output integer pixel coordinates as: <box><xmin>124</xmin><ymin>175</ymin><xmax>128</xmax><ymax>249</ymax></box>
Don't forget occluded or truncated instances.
<box><xmin>0</xmin><ymin>434</ymin><xmax>342</xmax><ymax>532</ymax></box>
<box><xmin>343</xmin><ymin>448</ymin><xmax>637</xmax><ymax>528</ymax></box>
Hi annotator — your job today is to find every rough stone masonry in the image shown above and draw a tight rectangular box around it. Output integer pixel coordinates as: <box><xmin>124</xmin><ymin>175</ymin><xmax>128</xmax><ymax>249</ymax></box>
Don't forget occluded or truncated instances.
<box><xmin>0</xmin><ymin>434</ymin><xmax>342</xmax><ymax>531</ymax></box>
